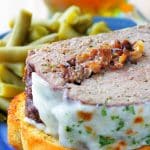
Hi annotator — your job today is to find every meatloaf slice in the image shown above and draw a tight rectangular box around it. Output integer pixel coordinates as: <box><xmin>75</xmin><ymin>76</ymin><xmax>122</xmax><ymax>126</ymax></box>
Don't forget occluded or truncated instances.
<box><xmin>25</xmin><ymin>25</ymin><xmax>150</xmax><ymax>106</ymax></box>
<box><xmin>24</xmin><ymin>25</ymin><xmax>150</xmax><ymax>150</ymax></box>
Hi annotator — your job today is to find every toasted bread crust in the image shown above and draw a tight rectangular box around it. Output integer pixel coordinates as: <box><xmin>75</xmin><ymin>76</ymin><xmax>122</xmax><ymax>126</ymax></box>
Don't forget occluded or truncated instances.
<box><xmin>8</xmin><ymin>93</ymin><xmax>150</xmax><ymax>150</ymax></box>
<box><xmin>21</xmin><ymin>121</ymin><xmax>70</xmax><ymax>150</ymax></box>
<box><xmin>7</xmin><ymin>93</ymin><xmax>24</xmax><ymax>150</ymax></box>
<box><xmin>8</xmin><ymin>93</ymin><xmax>70</xmax><ymax>150</ymax></box>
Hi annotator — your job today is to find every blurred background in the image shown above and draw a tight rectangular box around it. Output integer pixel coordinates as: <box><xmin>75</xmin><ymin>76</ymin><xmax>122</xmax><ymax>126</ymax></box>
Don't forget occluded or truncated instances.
<box><xmin>0</xmin><ymin>0</ymin><xmax>149</xmax><ymax>33</ymax></box>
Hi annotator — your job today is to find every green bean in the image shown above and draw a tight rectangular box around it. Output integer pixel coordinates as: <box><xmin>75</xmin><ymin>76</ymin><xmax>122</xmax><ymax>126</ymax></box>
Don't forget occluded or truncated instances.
<box><xmin>59</xmin><ymin>6</ymin><xmax>80</xmax><ymax>25</ymax></box>
<box><xmin>7</xmin><ymin>9</ymin><xmax>32</xmax><ymax>46</ymax></box>
<box><xmin>0</xmin><ymin>47</ymin><xmax>29</xmax><ymax>62</ymax></box>
<box><xmin>0</xmin><ymin>97</ymin><xmax>10</xmax><ymax>112</ymax></box>
<box><xmin>10</xmin><ymin>12</ymin><xmax>61</xmax><ymax>32</ymax></box>
<box><xmin>87</xmin><ymin>21</ymin><xmax>111</xmax><ymax>35</ymax></box>
<box><xmin>4</xmin><ymin>63</ymin><xmax>25</xmax><ymax>77</ymax></box>
<box><xmin>32</xmin><ymin>12</ymin><xmax>62</xmax><ymax>32</ymax></box>
<box><xmin>29</xmin><ymin>25</ymin><xmax>49</xmax><ymax>42</ymax></box>
<box><xmin>0</xmin><ymin>45</ymin><xmax>44</xmax><ymax>62</ymax></box>
<box><xmin>0</xmin><ymin>65</ymin><xmax>24</xmax><ymax>86</ymax></box>
<box><xmin>29</xmin><ymin>33</ymin><xmax>58</xmax><ymax>46</ymax></box>
<box><xmin>73</xmin><ymin>14</ymin><xmax>92</xmax><ymax>34</ymax></box>
<box><xmin>48</xmin><ymin>12</ymin><xmax>61</xmax><ymax>32</ymax></box>
<box><xmin>0</xmin><ymin>82</ymin><xmax>24</xmax><ymax>98</ymax></box>
<box><xmin>58</xmin><ymin>22</ymin><xmax>80</xmax><ymax>40</ymax></box>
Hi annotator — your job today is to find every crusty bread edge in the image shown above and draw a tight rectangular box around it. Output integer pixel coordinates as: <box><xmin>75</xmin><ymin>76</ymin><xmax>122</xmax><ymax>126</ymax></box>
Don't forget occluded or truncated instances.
<box><xmin>7</xmin><ymin>93</ymin><xmax>24</xmax><ymax>150</ymax></box>
<box><xmin>8</xmin><ymin>93</ymin><xmax>150</xmax><ymax>150</ymax></box>
<box><xmin>8</xmin><ymin>93</ymin><xmax>70</xmax><ymax>150</ymax></box>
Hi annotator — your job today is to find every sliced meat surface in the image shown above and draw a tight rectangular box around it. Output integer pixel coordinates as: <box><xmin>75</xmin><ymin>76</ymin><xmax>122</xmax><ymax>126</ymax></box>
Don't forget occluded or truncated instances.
<box><xmin>25</xmin><ymin>25</ymin><xmax>150</xmax><ymax>106</ymax></box>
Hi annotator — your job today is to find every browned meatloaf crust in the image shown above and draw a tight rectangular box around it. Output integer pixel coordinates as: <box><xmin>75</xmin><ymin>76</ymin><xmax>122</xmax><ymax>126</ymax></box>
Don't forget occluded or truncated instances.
<box><xmin>25</xmin><ymin>25</ymin><xmax>150</xmax><ymax>123</ymax></box>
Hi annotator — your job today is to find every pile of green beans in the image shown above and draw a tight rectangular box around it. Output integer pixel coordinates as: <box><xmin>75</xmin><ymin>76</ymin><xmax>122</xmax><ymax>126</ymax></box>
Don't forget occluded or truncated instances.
<box><xmin>0</xmin><ymin>6</ymin><xmax>110</xmax><ymax>121</ymax></box>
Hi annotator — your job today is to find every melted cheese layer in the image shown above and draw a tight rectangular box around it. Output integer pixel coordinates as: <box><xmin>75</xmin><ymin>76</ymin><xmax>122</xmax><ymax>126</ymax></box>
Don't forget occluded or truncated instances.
<box><xmin>29</xmin><ymin>72</ymin><xmax>150</xmax><ymax>150</ymax></box>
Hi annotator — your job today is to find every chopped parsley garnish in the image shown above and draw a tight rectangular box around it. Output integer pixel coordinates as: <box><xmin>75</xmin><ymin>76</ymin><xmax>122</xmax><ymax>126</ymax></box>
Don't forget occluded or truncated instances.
<box><xmin>123</xmin><ymin>105</ymin><xmax>135</xmax><ymax>114</ymax></box>
<box><xmin>132</xmin><ymin>139</ymin><xmax>136</xmax><ymax>145</ymax></box>
<box><xmin>99</xmin><ymin>135</ymin><xmax>115</xmax><ymax>147</ymax></box>
<box><xmin>144</xmin><ymin>135</ymin><xmax>150</xmax><ymax>145</ymax></box>
<box><xmin>145</xmin><ymin>123</ymin><xmax>150</xmax><ymax>127</ymax></box>
<box><xmin>78</xmin><ymin>120</ymin><xmax>84</xmax><ymax>124</ymax></box>
<box><xmin>132</xmin><ymin>139</ymin><xmax>139</xmax><ymax>145</ymax></box>
<box><xmin>78</xmin><ymin>130</ymin><xmax>82</xmax><ymax>134</ymax></box>
<box><xmin>146</xmin><ymin>138</ymin><xmax>150</xmax><ymax>145</ymax></box>
<box><xmin>111</xmin><ymin>115</ymin><xmax>119</xmax><ymax>120</ymax></box>
<box><xmin>86</xmin><ymin>130</ymin><xmax>91</xmax><ymax>134</ymax></box>
<box><xmin>116</xmin><ymin>119</ymin><xmax>124</xmax><ymax>131</ymax></box>
<box><xmin>65</xmin><ymin>126</ymin><xmax>73</xmax><ymax>132</ymax></box>
<box><xmin>101</xmin><ymin>107</ymin><xmax>107</xmax><ymax>117</ymax></box>
<box><xmin>69</xmin><ymin>139</ymin><xmax>73</xmax><ymax>143</ymax></box>
<box><xmin>111</xmin><ymin>116</ymin><xmax>124</xmax><ymax>131</ymax></box>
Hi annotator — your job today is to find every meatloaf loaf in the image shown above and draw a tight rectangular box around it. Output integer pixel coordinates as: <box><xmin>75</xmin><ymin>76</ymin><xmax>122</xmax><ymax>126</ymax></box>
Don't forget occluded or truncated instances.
<box><xmin>24</xmin><ymin>25</ymin><xmax>150</xmax><ymax>150</ymax></box>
